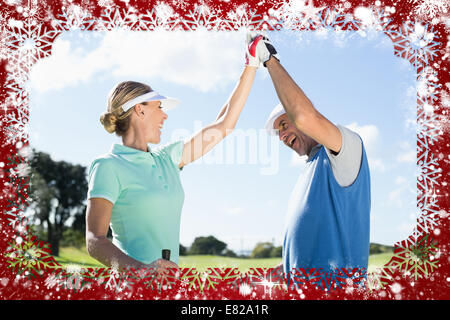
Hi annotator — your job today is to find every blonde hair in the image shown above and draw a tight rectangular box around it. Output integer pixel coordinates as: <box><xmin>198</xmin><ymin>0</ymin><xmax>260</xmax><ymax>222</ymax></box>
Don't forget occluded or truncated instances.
<box><xmin>100</xmin><ymin>81</ymin><xmax>152</xmax><ymax>136</ymax></box>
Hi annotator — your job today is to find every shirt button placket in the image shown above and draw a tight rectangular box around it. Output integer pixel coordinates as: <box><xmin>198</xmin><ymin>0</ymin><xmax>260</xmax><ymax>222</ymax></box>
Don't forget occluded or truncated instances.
<box><xmin>159</xmin><ymin>175</ymin><xmax>168</xmax><ymax>190</ymax></box>
<box><xmin>153</xmin><ymin>159</ymin><xmax>168</xmax><ymax>191</ymax></box>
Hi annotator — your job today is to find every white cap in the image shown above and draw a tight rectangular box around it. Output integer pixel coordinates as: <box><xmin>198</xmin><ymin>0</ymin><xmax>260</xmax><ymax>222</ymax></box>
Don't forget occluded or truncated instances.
<box><xmin>121</xmin><ymin>91</ymin><xmax>180</xmax><ymax>113</ymax></box>
<box><xmin>264</xmin><ymin>103</ymin><xmax>286</xmax><ymax>135</ymax></box>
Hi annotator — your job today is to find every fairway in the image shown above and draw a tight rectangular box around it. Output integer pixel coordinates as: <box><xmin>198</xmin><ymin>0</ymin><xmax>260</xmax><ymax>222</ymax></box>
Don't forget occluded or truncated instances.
<box><xmin>54</xmin><ymin>247</ymin><xmax>394</xmax><ymax>272</ymax></box>
<box><xmin>179</xmin><ymin>255</ymin><xmax>282</xmax><ymax>272</ymax></box>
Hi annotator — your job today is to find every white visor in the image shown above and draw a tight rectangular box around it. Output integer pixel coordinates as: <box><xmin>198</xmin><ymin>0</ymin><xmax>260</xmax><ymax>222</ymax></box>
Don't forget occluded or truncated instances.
<box><xmin>120</xmin><ymin>91</ymin><xmax>180</xmax><ymax>113</ymax></box>
<box><xmin>264</xmin><ymin>103</ymin><xmax>286</xmax><ymax>135</ymax></box>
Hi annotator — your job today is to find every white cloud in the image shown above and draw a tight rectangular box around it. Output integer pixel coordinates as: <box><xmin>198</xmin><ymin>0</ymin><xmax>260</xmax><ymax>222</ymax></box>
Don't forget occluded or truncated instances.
<box><xmin>225</xmin><ymin>207</ymin><xmax>244</xmax><ymax>215</ymax></box>
<box><xmin>397</xmin><ymin>150</ymin><xmax>416</xmax><ymax>163</ymax></box>
<box><xmin>369</xmin><ymin>158</ymin><xmax>386</xmax><ymax>172</ymax></box>
<box><xmin>388</xmin><ymin>188</ymin><xmax>404</xmax><ymax>208</ymax></box>
<box><xmin>30</xmin><ymin>30</ymin><xmax>246</xmax><ymax>93</ymax></box>
<box><xmin>386</xmin><ymin>175</ymin><xmax>416</xmax><ymax>209</ymax></box>
<box><xmin>396</xmin><ymin>221</ymin><xmax>416</xmax><ymax>235</ymax></box>
<box><xmin>396</xmin><ymin>141</ymin><xmax>416</xmax><ymax>163</ymax></box>
<box><xmin>345</xmin><ymin>122</ymin><xmax>379</xmax><ymax>152</ymax></box>
<box><xmin>345</xmin><ymin>122</ymin><xmax>385</xmax><ymax>171</ymax></box>
<box><xmin>395</xmin><ymin>176</ymin><xmax>407</xmax><ymax>185</ymax></box>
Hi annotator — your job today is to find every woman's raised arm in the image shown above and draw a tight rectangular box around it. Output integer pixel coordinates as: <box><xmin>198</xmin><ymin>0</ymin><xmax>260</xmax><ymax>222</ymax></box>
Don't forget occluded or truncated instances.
<box><xmin>177</xmin><ymin>35</ymin><xmax>266</xmax><ymax>168</ymax></box>
<box><xmin>179</xmin><ymin>64</ymin><xmax>257</xmax><ymax>168</ymax></box>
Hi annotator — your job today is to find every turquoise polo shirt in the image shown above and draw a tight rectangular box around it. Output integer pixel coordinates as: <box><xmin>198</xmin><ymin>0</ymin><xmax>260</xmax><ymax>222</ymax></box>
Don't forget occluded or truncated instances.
<box><xmin>87</xmin><ymin>141</ymin><xmax>185</xmax><ymax>265</ymax></box>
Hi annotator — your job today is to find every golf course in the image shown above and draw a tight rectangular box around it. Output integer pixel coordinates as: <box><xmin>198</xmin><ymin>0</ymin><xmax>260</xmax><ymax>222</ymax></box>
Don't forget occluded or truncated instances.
<box><xmin>54</xmin><ymin>246</ymin><xmax>394</xmax><ymax>272</ymax></box>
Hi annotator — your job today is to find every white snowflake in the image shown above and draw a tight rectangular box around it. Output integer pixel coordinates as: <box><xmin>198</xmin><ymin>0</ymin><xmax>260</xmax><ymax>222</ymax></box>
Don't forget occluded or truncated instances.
<box><xmin>52</xmin><ymin>5</ymin><xmax>95</xmax><ymax>31</ymax></box>
<box><xmin>103</xmin><ymin>269</ymin><xmax>133</xmax><ymax>292</ymax></box>
<box><xmin>222</xmin><ymin>6</ymin><xmax>264</xmax><ymax>31</ymax></box>
<box><xmin>417</xmin><ymin>196</ymin><xmax>440</xmax><ymax>234</ymax></box>
<box><xmin>417</xmin><ymin>149</ymin><xmax>441</xmax><ymax>200</ymax></box>
<box><xmin>413</xmin><ymin>0</ymin><xmax>450</xmax><ymax>20</ymax></box>
<box><xmin>4</xmin><ymin>209</ymin><xmax>28</xmax><ymax>233</ymax></box>
<box><xmin>97</xmin><ymin>0</ymin><xmax>114</xmax><ymax>8</ymax></box>
<box><xmin>44</xmin><ymin>274</ymin><xmax>63</xmax><ymax>289</ymax></box>
<box><xmin>5</xmin><ymin>19</ymin><xmax>58</xmax><ymax>66</ymax></box>
<box><xmin>3</xmin><ymin>104</ymin><xmax>29</xmax><ymax>145</ymax></box>
<box><xmin>238</xmin><ymin>283</ymin><xmax>252</xmax><ymax>296</ymax></box>
<box><xmin>417</xmin><ymin>66</ymin><xmax>441</xmax><ymax>105</ymax></box>
<box><xmin>96</xmin><ymin>6</ymin><xmax>140</xmax><ymax>31</ymax></box>
<box><xmin>387</xmin><ymin>21</ymin><xmax>441</xmax><ymax>71</ymax></box>
<box><xmin>318</xmin><ymin>7</ymin><xmax>346</xmax><ymax>30</ymax></box>
<box><xmin>365</xmin><ymin>7</ymin><xmax>394</xmax><ymax>32</ymax></box>
<box><xmin>417</xmin><ymin>105</ymin><xmax>441</xmax><ymax>151</ymax></box>
<box><xmin>176</xmin><ymin>4</ymin><xmax>222</xmax><ymax>31</ymax></box>
<box><xmin>275</xmin><ymin>0</ymin><xmax>326</xmax><ymax>31</ymax></box>
<box><xmin>10</xmin><ymin>162</ymin><xmax>30</xmax><ymax>177</ymax></box>
<box><xmin>139</xmin><ymin>8</ymin><xmax>176</xmax><ymax>31</ymax></box>
<box><xmin>3</xmin><ymin>18</ymin><xmax>58</xmax><ymax>105</ymax></box>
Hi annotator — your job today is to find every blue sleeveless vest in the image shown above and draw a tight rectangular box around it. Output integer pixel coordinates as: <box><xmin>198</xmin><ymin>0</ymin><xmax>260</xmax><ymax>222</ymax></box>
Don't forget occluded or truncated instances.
<box><xmin>283</xmin><ymin>143</ymin><xmax>371</xmax><ymax>273</ymax></box>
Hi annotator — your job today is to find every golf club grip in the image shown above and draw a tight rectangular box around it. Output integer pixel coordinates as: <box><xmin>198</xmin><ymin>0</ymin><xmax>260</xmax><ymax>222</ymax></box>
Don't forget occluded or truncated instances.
<box><xmin>162</xmin><ymin>249</ymin><xmax>171</xmax><ymax>260</ymax></box>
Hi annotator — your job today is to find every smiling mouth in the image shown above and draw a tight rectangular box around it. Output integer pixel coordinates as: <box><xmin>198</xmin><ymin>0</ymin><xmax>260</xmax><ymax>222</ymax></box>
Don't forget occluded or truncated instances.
<box><xmin>288</xmin><ymin>135</ymin><xmax>297</xmax><ymax>148</ymax></box>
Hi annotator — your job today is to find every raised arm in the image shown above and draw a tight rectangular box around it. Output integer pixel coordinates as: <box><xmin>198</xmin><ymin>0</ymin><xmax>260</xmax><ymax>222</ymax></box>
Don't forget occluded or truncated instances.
<box><xmin>266</xmin><ymin>58</ymin><xmax>341</xmax><ymax>153</ymax></box>
<box><xmin>257</xmin><ymin>36</ymin><xmax>342</xmax><ymax>154</ymax></box>
<box><xmin>178</xmin><ymin>35</ymin><xmax>265</xmax><ymax>168</ymax></box>
<box><xmin>179</xmin><ymin>66</ymin><xmax>256</xmax><ymax>168</ymax></box>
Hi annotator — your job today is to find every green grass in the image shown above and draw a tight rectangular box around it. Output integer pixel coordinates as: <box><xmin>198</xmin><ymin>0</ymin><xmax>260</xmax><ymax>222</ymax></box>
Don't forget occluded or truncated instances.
<box><xmin>54</xmin><ymin>246</ymin><xmax>104</xmax><ymax>268</ymax></box>
<box><xmin>367</xmin><ymin>252</ymin><xmax>394</xmax><ymax>272</ymax></box>
<box><xmin>54</xmin><ymin>247</ymin><xmax>394</xmax><ymax>272</ymax></box>
<box><xmin>179</xmin><ymin>255</ymin><xmax>282</xmax><ymax>272</ymax></box>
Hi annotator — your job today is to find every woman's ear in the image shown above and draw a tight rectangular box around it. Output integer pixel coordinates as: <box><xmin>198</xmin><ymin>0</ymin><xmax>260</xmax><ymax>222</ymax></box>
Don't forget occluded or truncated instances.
<box><xmin>134</xmin><ymin>104</ymin><xmax>145</xmax><ymax>117</ymax></box>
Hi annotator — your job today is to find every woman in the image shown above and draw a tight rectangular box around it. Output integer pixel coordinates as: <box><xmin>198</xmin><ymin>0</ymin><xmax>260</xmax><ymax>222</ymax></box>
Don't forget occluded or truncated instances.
<box><xmin>85</xmin><ymin>35</ymin><xmax>266</xmax><ymax>274</ymax></box>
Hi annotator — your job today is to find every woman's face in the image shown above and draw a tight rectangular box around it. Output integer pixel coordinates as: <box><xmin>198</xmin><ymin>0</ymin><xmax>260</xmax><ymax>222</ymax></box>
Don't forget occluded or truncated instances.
<box><xmin>136</xmin><ymin>100</ymin><xmax>168</xmax><ymax>144</ymax></box>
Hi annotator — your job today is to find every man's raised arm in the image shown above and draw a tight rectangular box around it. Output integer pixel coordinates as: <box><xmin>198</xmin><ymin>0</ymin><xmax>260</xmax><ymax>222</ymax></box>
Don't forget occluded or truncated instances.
<box><xmin>256</xmin><ymin>36</ymin><xmax>342</xmax><ymax>154</ymax></box>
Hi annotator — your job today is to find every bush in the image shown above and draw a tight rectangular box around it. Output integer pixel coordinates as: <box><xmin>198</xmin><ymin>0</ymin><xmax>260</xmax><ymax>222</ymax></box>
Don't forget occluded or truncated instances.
<box><xmin>223</xmin><ymin>249</ymin><xmax>237</xmax><ymax>257</ymax></box>
<box><xmin>188</xmin><ymin>235</ymin><xmax>227</xmax><ymax>256</ymax></box>
<box><xmin>60</xmin><ymin>228</ymin><xmax>85</xmax><ymax>248</ymax></box>
<box><xmin>369</xmin><ymin>243</ymin><xmax>394</xmax><ymax>254</ymax></box>
<box><xmin>251</xmin><ymin>242</ymin><xmax>274</xmax><ymax>259</ymax></box>
<box><xmin>270</xmin><ymin>246</ymin><xmax>282</xmax><ymax>258</ymax></box>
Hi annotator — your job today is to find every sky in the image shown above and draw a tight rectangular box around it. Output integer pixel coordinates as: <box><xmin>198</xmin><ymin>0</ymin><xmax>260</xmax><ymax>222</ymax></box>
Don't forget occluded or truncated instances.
<box><xmin>28</xmin><ymin>28</ymin><xmax>418</xmax><ymax>253</ymax></box>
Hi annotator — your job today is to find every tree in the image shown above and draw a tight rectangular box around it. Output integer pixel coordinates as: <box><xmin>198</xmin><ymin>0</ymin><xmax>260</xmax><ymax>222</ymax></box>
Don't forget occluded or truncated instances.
<box><xmin>223</xmin><ymin>249</ymin><xmax>237</xmax><ymax>257</ymax></box>
<box><xmin>188</xmin><ymin>235</ymin><xmax>227</xmax><ymax>256</ymax></box>
<box><xmin>369</xmin><ymin>243</ymin><xmax>394</xmax><ymax>255</ymax></box>
<box><xmin>250</xmin><ymin>242</ymin><xmax>274</xmax><ymax>258</ymax></box>
<box><xmin>179</xmin><ymin>244</ymin><xmax>187</xmax><ymax>256</ymax></box>
<box><xmin>270</xmin><ymin>246</ymin><xmax>282</xmax><ymax>258</ymax></box>
<box><xmin>29</xmin><ymin>150</ymin><xmax>88</xmax><ymax>256</ymax></box>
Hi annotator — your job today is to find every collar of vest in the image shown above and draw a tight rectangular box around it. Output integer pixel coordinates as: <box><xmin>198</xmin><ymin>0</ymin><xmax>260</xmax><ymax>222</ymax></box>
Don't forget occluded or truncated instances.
<box><xmin>307</xmin><ymin>144</ymin><xmax>322</xmax><ymax>162</ymax></box>
<box><xmin>110</xmin><ymin>143</ymin><xmax>156</xmax><ymax>165</ymax></box>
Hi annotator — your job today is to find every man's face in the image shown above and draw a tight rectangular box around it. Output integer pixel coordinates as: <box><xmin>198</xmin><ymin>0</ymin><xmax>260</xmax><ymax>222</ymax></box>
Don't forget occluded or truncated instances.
<box><xmin>274</xmin><ymin>114</ymin><xmax>315</xmax><ymax>156</ymax></box>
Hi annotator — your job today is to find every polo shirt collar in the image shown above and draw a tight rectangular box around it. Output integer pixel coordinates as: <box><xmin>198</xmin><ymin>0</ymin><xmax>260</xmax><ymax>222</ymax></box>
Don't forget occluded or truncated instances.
<box><xmin>110</xmin><ymin>143</ymin><xmax>156</xmax><ymax>165</ymax></box>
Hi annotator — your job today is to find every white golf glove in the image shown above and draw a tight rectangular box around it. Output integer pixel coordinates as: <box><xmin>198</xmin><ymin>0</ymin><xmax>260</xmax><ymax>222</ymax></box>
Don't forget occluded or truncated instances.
<box><xmin>255</xmin><ymin>35</ymin><xmax>280</xmax><ymax>67</ymax></box>
<box><xmin>245</xmin><ymin>33</ymin><xmax>264</xmax><ymax>67</ymax></box>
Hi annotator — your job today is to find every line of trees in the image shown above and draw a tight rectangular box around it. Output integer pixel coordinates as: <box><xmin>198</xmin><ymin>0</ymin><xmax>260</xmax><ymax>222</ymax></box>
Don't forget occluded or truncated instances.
<box><xmin>179</xmin><ymin>236</ymin><xmax>282</xmax><ymax>258</ymax></box>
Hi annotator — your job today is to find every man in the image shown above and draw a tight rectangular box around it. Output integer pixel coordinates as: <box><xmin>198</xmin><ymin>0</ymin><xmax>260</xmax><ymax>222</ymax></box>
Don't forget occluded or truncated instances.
<box><xmin>249</xmin><ymin>34</ymin><xmax>371</xmax><ymax>275</ymax></box>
